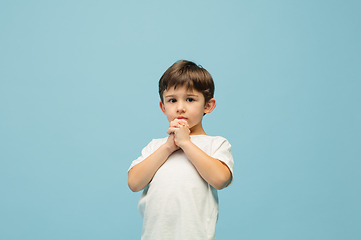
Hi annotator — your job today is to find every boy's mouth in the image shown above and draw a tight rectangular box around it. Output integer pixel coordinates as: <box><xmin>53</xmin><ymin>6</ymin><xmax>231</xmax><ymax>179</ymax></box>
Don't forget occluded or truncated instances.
<box><xmin>177</xmin><ymin>116</ymin><xmax>187</xmax><ymax>120</ymax></box>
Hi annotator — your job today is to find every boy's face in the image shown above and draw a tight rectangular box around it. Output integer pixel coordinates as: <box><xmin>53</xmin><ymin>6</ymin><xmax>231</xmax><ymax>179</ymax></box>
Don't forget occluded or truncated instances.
<box><xmin>159</xmin><ymin>86</ymin><xmax>215</xmax><ymax>135</ymax></box>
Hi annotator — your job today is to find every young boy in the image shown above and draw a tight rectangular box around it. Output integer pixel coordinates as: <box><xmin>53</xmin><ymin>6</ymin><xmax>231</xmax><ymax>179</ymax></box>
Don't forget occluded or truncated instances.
<box><xmin>128</xmin><ymin>60</ymin><xmax>234</xmax><ymax>240</ymax></box>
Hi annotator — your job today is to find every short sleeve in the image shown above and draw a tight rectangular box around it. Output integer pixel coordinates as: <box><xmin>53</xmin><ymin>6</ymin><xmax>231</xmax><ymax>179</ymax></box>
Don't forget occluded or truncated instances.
<box><xmin>128</xmin><ymin>139</ymin><xmax>155</xmax><ymax>172</ymax></box>
<box><xmin>127</xmin><ymin>138</ymin><xmax>167</xmax><ymax>172</ymax></box>
<box><xmin>211</xmin><ymin>137</ymin><xmax>234</xmax><ymax>184</ymax></box>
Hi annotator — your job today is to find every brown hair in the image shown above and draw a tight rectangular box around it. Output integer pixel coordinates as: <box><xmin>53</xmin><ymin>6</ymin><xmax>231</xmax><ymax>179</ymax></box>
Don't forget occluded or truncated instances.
<box><xmin>158</xmin><ymin>60</ymin><xmax>215</xmax><ymax>104</ymax></box>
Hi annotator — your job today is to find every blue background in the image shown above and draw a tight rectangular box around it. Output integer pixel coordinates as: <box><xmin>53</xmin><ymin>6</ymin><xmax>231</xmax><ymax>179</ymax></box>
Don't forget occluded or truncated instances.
<box><xmin>1</xmin><ymin>0</ymin><xmax>360</xmax><ymax>239</ymax></box>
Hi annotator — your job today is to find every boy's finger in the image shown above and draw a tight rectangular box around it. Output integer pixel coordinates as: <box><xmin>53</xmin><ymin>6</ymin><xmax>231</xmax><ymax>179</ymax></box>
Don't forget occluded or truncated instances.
<box><xmin>167</xmin><ymin>127</ymin><xmax>178</xmax><ymax>135</ymax></box>
<box><xmin>176</xmin><ymin>119</ymin><xmax>188</xmax><ymax>125</ymax></box>
<box><xmin>169</xmin><ymin>122</ymin><xmax>186</xmax><ymax>128</ymax></box>
<box><xmin>169</xmin><ymin>123</ymin><xmax>180</xmax><ymax>128</ymax></box>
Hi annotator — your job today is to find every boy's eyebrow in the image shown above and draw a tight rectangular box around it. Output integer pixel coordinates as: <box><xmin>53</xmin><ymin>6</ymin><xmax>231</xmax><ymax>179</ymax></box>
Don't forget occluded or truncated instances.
<box><xmin>165</xmin><ymin>93</ymin><xmax>199</xmax><ymax>98</ymax></box>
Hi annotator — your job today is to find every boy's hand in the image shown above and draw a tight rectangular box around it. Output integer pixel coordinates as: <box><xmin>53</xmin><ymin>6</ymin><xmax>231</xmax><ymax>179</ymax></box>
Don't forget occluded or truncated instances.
<box><xmin>167</xmin><ymin>119</ymin><xmax>191</xmax><ymax>148</ymax></box>
<box><xmin>173</xmin><ymin>125</ymin><xmax>191</xmax><ymax>147</ymax></box>
<box><xmin>166</xmin><ymin>119</ymin><xmax>189</xmax><ymax>135</ymax></box>
<box><xmin>164</xmin><ymin>133</ymin><xmax>179</xmax><ymax>153</ymax></box>
<box><xmin>164</xmin><ymin>119</ymin><xmax>188</xmax><ymax>153</ymax></box>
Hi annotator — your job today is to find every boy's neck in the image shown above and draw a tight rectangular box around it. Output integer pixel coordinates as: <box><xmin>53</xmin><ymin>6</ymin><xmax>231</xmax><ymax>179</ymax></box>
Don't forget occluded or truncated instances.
<box><xmin>189</xmin><ymin>122</ymin><xmax>207</xmax><ymax>135</ymax></box>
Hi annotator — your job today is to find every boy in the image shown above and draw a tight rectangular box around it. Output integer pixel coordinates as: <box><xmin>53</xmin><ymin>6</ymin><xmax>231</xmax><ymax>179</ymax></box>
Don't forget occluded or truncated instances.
<box><xmin>128</xmin><ymin>60</ymin><xmax>234</xmax><ymax>240</ymax></box>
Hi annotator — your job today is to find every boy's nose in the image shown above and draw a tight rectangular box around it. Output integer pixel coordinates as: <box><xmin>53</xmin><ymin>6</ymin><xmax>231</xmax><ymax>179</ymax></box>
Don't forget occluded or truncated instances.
<box><xmin>177</xmin><ymin>102</ymin><xmax>186</xmax><ymax>113</ymax></box>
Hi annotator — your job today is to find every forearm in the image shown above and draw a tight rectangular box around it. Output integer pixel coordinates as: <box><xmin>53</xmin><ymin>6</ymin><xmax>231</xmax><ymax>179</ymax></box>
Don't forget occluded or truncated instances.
<box><xmin>179</xmin><ymin>140</ymin><xmax>232</xmax><ymax>190</ymax></box>
<box><xmin>128</xmin><ymin>144</ymin><xmax>173</xmax><ymax>192</ymax></box>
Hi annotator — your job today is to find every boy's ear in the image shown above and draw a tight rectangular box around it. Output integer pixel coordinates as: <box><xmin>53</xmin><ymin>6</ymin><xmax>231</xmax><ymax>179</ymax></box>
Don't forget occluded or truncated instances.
<box><xmin>159</xmin><ymin>101</ymin><xmax>166</xmax><ymax>114</ymax></box>
<box><xmin>204</xmin><ymin>98</ymin><xmax>216</xmax><ymax>114</ymax></box>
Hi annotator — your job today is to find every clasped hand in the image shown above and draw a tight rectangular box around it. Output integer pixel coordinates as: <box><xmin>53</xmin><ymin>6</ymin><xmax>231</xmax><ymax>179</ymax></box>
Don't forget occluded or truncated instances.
<box><xmin>165</xmin><ymin>119</ymin><xmax>191</xmax><ymax>152</ymax></box>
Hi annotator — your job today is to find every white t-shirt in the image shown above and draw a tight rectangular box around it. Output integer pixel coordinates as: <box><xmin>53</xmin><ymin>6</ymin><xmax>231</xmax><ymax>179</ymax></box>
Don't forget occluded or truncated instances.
<box><xmin>128</xmin><ymin>135</ymin><xmax>234</xmax><ymax>240</ymax></box>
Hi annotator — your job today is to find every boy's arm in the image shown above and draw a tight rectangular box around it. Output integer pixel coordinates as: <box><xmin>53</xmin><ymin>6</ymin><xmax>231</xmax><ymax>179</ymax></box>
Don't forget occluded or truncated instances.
<box><xmin>175</xmin><ymin>127</ymin><xmax>232</xmax><ymax>190</ymax></box>
<box><xmin>128</xmin><ymin>135</ymin><xmax>178</xmax><ymax>192</ymax></box>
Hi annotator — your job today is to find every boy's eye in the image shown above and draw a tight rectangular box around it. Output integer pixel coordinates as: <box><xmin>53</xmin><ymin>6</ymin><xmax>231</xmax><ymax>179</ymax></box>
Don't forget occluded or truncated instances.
<box><xmin>187</xmin><ymin>98</ymin><xmax>195</xmax><ymax>102</ymax></box>
<box><xmin>169</xmin><ymin>99</ymin><xmax>176</xmax><ymax>103</ymax></box>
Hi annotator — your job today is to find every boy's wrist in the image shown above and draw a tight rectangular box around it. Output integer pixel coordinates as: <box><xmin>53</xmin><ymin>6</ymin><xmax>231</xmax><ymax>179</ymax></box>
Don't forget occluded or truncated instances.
<box><xmin>177</xmin><ymin>138</ymin><xmax>192</xmax><ymax>149</ymax></box>
<box><xmin>162</xmin><ymin>142</ymin><xmax>177</xmax><ymax>155</ymax></box>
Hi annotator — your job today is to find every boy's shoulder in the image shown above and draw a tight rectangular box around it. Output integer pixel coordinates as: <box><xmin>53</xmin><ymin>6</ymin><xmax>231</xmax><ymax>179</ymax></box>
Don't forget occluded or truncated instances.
<box><xmin>190</xmin><ymin>135</ymin><xmax>231</xmax><ymax>147</ymax></box>
<box><xmin>145</xmin><ymin>135</ymin><xmax>230</xmax><ymax>151</ymax></box>
<box><xmin>144</xmin><ymin>136</ymin><xmax>168</xmax><ymax>149</ymax></box>
<box><xmin>190</xmin><ymin>135</ymin><xmax>229</xmax><ymax>141</ymax></box>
